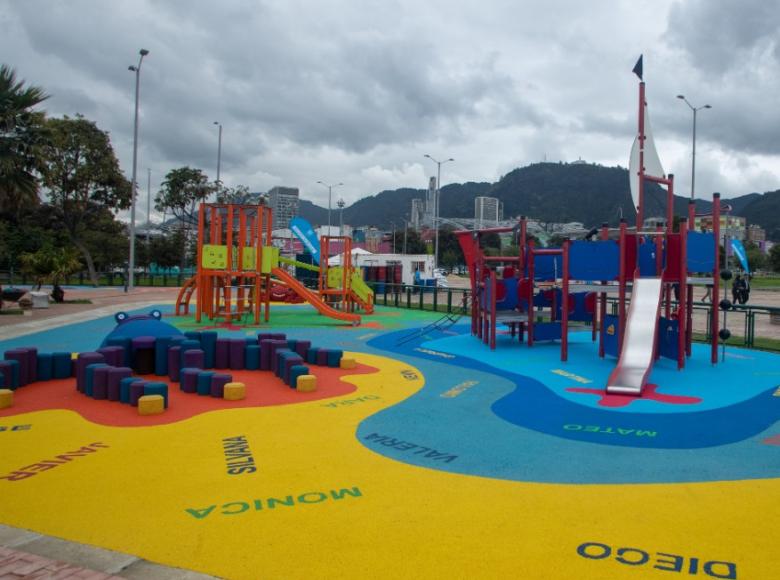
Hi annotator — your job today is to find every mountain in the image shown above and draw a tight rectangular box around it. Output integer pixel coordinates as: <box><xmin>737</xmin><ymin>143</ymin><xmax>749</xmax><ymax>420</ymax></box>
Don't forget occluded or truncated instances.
<box><xmin>296</xmin><ymin>162</ymin><xmax>780</xmax><ymax>239</ymax></box>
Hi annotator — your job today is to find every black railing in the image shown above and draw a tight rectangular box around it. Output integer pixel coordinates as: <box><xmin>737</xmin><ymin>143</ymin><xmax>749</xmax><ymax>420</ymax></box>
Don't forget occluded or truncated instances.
<box><xmin>0</xmin><ymin>271</ymin><xmax>188</xmax><ymax>288</ymax></box>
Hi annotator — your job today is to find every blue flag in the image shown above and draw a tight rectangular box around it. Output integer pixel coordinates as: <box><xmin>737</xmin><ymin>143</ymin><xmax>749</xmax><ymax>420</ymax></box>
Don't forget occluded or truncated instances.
<box><xmin>730</xmin><ymin>239</ymin><xmax>750</xmax><ymax>274</ymax></box>
<box><xmin>632</xmin><ymin>55</ymin><xmax>643</xmax><ymax>80</ymax></box>
<box><xmin>290</xmin><ymin>217</ymin><xmax>321</xmax><ymax>265</ymax></box>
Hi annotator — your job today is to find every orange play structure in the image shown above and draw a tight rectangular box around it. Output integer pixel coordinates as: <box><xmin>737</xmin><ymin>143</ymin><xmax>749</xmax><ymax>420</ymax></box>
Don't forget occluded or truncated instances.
<box><xmin>175</xmin><ymin>203</ymin><xmax>371</xmax><ymax>325</ymax></box>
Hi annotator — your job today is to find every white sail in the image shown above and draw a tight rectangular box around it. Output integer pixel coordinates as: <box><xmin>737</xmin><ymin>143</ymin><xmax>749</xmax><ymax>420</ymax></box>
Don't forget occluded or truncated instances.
<box><xmin>628</xmin><ymin>105</ymin><xmax>666</xmax><ymax>210</ymax></box>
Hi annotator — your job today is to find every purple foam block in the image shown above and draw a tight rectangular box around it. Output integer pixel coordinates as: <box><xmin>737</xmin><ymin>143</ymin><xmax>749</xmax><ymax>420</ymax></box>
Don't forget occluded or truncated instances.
<box><xmin>20</xmin><ymin>347</ymin><xmax>37</xmax><ymax>384</ymax></box>
<box><xmin>182</xmin><ymin>349</ymin><xmax>205</xmax><ymax>369</ymax></box>
<box><xmin>259</xmin><ymin>339</ymin><xmax>275</xmax><ymax>371</ymax></box>
<box><xmin>271</xmin><ymin>333</ymin><xmax>286</xmax><ymax>341</ymax></box>
<box><xmin>215</xmin><ymin>339</ymin><xmax>230</xmax><ymax>369</ymax></box>
<box><xmin>97</xmin><ymin>346</ymin><xmax>125</xmax><ymax>367</ymax></box>
<box><xmin>210</xmin><ymin>373</ymin><xmax>231</xmax><ymax>398</ymax></box>
<box><xmin>295</xmin><ymin>340</ymin><xmax>311</xmax><ymax>358</ymax></box>
<box><xmin>76</xmin><ymin>352</ymin><xmax>106</xmax><ymax>392</ymax></box>
<box><xmin>4</xmin><ymin>349</ymin><xmax>29</xmax><ymax>387</ymax></box>
<box><xmin>168</xmin><ymin>346</ymin><xmax>181</xmax><ymax>382</ymax></box>
<box><xmin>92</xmin><ymin>366</ymin><xmax>110</xmax><ymax>399</ymax></box>
<box><xmin>180</xmin><ymin>368</ymin><xmax>200</xmax><ymax>393</ymax></box>
<box><xmin>129</xmin><ymin>380</ymin><xmax>146</xmax><ymax>406</ymax></box>
<box><xmin>269</xmin><ymin>340</ymin><xmax>289</xmax><ymax>373</ymax></box>
<box><xmin>131</xmin><ymin>336</ymin><xmax>156</xmax><ymax>375</ymax></box>
<box><xmin>229</xmin><ymin>339</ymin><xmax>245</xmax><ymax>370</ymax></box>
<box><xmin>283</xmin><ymin>356</ymin><xmax>304</xmax><ymax>385</ymax></box>
<box><xmin>316</xmin><ymin>349</ymin><xmax>329</xmax><ymax>366</ymax></box>
<box><xmin>107</xmin><ymin>367</ymin><xmax>132</xmax><ymax>401</ymax></box>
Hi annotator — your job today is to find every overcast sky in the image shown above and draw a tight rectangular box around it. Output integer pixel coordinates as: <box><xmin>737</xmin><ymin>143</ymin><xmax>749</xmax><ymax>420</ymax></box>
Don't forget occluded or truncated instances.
<box><xmin>2</xmin><ymin>0</ymin><xmax>779</xmax><ymax>223</ymax></box>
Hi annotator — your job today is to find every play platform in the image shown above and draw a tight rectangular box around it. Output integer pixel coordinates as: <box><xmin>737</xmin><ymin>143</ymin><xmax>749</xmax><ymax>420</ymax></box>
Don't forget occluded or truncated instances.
<box><xmin>1</xmin><ymin>303</ymin><xmax>778</xmax><ymax>579</ymax></box>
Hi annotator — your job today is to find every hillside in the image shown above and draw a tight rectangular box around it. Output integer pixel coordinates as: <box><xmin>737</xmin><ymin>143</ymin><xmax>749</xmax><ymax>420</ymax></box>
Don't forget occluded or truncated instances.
<box><xmin>297</xmin><ymin>163</ymin><xmax>780</xmax><ymax>239</ymax></box>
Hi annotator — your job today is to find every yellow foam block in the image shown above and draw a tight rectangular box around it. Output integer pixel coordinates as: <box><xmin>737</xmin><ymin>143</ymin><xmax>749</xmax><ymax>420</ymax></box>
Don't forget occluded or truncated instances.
<box><xmin>138</xmin><ymin>394</ymin><xmax>165</xmax><ymax>415</ymax></box>
<box><xmin>0</xmin><ymin>389</ymin><xmax>13</xmax><ymax>409</ymax></box>
<box><xmin>339</xmin><ymin>357</ymin><xmax>357</xmax><ymax>370</ymax></box>
<box><xmin>71</xmin><ymin>352</ymin><xmax>78</xmax><ymax>360</ymax></box>
<box><xmin>296</xmin><ymin>374</ymin><xmax>317</xmax><ymax>392</ymax></box>
<box><xmin>223</xmin><ymin>382</ymin><xmax>246</xmax><ymax>401</ymax></box>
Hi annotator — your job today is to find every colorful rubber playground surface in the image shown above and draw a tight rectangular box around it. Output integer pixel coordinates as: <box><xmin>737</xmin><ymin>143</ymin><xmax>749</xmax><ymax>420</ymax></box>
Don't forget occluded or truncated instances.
<box><xmin>1</xmin><ymin>304</ymin><xmax>779</xmax><ymax>579</ymax></box>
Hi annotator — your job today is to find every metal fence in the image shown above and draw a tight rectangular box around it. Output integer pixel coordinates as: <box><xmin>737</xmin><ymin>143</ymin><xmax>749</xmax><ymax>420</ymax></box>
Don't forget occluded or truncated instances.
<box><xmin>0</xmin><ymin>271</ymin><xmax>187</xmax><ymax>288</ymax></box>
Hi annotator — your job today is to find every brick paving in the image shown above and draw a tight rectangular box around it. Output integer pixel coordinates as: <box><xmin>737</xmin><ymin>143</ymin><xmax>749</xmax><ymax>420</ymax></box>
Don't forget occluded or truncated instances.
<box><xmin>0</xmin><ymin>546</ymin><xmax>121</xmax><ymax>579</ymax></box>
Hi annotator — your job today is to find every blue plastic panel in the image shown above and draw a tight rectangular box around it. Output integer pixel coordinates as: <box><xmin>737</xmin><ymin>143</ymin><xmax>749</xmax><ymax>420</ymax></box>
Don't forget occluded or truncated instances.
<box><xmin>687</xmin><ymin>231</ymin><xmax>716</xmax><ymax>273</ymax></box>
<box><xmin>569</xmin><ymin>241</ymin><xmax>620</xmax><ymax>281</ymax></box>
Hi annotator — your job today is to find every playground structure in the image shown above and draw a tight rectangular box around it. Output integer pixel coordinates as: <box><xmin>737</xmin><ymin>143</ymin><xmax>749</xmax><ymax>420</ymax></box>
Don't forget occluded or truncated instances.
<box><xmin>175</xmin><ymin>204</ymin><xmax>373</xmax><ymax>325</ymax></box>
<box><xmin>457</xmin><ymin>75</ymin><xmax>727</xmax><ymax>397</ymax></box>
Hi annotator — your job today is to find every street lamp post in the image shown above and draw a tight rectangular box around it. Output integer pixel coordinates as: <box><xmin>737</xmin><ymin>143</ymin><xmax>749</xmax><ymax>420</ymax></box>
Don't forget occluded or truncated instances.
<box><xmin>317</xmin><ymin>181</ymin><xmax>343</xmax><ymax>233</ymax></box>
<box><xmin>146</xmin><ymin>168</ymin><xmax>151</xmax><ymax>245</ymax></box>
<box><xmin>213</xmin><ymin>121</ymin><xmax>222</xmax><ymax>187</ymax></box>
<box><xmin>676</xmin><ymin>95</ymin><xmax>711</xmax><ymax>200</ymax></box>
<box><xmin>391</xmin><ymin>221</ymin><xmax>396</xmax><ymax>253</ymax></box>
<box><xmin>337</xmin><ymin>198</ymin><xmax>345</xmax><ymax>237</ymax></box>
<box><xmin>423</xmin><ymin>154</ymin><xmax>454</xmax><ymax>270</ymax></box>
<box><xmin>127</xmin><ymin>48</ymin><xmax>149</xmax><ymax>292</ymax></box>
<box><xmin>402</xmin><ymin>217</ymin><xmax>408</xmax><ymax>255</ymax></box>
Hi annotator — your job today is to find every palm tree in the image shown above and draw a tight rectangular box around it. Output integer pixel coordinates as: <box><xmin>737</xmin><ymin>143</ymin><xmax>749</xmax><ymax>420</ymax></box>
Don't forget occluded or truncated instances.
<box><xmin>0</xmin><ymin>64</ymin><xmax>49</xmax><ymax>215</ymax></box>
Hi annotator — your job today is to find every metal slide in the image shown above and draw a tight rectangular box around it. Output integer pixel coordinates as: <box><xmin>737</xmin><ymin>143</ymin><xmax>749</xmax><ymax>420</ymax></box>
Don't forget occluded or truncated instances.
<box><xmin>271</xmin><ymin>268</ymin><xmax>361</xmax><ymax>325</ymax></box>
<box><xmin>606</xmin><ymin>277</ymin><xmax>663</xmax><ymax>396</ymax></box>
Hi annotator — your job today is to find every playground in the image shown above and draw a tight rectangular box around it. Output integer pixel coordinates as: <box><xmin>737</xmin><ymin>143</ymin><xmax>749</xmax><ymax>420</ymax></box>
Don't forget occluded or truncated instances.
<box><xmin>0</xmin><ymin>78</ymin><xmax>779</xmax><ymax>580</ymax></box>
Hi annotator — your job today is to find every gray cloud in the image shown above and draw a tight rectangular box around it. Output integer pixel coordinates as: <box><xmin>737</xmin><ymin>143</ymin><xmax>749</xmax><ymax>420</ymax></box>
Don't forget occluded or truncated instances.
<box><xmin>1</xmin><ymin>0</ymin><xmax>778</xmax><ymax>210</ymax></box>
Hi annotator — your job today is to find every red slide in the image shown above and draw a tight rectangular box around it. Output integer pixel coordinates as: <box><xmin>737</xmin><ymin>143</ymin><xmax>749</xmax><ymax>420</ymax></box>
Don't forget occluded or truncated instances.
<box><xmin>271</xmin><ymin>268</ymin><xmax>361</xmax><ymax>325</ymax></box>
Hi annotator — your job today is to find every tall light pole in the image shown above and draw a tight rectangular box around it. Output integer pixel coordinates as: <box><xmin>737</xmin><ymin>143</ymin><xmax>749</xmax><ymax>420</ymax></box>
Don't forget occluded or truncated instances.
<box><xmin>337</xmin><ymin>198</ymin><xmax>345</xmax><ymax>237</ymax></box>
<box><xmin>317</xmin><ymin>181</ymin><xmax>343</xmax><ymax>233</ymax></box>
<box><xmin>676</xmin><ymin>95</ymin><xmax>711</xmax><ymax>201</ymax></box>
<box><xmin>213</xmin><ymin>121</ymin><xmax>222</xmax><ymax>187</ymax></box>
<box><xmin>146</xmin><ymin>168</ymin><xmax>151</xmax><ymax>245</ymax></box>
<box><xmin>127</xmin><ymin>48</ymin><xmax>149</xmax><ymax>291</ymax></box>
<box><xmin>423</xmin><ymin>154</ymin><xmax>454</xmax><ymax>270</ymax></box>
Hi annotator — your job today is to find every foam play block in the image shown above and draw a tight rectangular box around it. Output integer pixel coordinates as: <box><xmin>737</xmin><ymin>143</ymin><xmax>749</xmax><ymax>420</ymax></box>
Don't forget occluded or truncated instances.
<box><xmin>201</xmin><ymin>331</ymin><xmax>218</xmax><ymax>368</ymax></box>
<box><xmin>197</xmin><ymin>371</ymin><xmax>216</xmax><ymax>396</ymax></box>
<box><xmin>326</xmin><ymin>349</ymin><xmax>343</xmax><ymax>368</ymax></box>
<box><xmin>271</xmin><ymin>333</ymin><xmax>286</xmax><ymax>341</ymax></box>
<box><xmin>210</xmin><ymin>373</ymin><xmax>232</xmax><ymax>398</ymax></box>
<box><xmin>167</xmin><ymin>346</ymin><xmax>182</xmax><ymax>382</ymax></box>
<box><xmin>0</xmin><ymin>389</ymin><xmax>12</xmax><ymax>409</ymax></box>
<box><xmin>154</xmin><ymin>336</ymin><xmax>173</xmax><ymax>376</ymax></box>
<box><xmin>76</xmin><ymin>352</ymin><xmax>105</xmax><ymax>392</ymax></box>
<box><xmin>107</xmin><ymin>367</ymin><xmax>132</xmax><ymax>401</ymax></box>
<box><xmin>316</xmin><ymin>349</ymin><xmax>329</xmax><ymax>366</ymax></box>
<box><xmin>36</xmin><ymin>352</ymin><xmax>53</xmax><ymax>382</ymax></box>
<box><xmin>182</xmin><ymin>348</ymin><xmax>205</xmax><ymax>370</ymax></box>
<box><xmin>245</xmin><ymin>345</ymin><xmax>261</xmax><ymax>370</ymax></box>
<box><xmin>129</xmin><ymin>380</ymin><xmax>146</xmax><ymax>406</ymax></box>
<box><xmin>275</xmin><ymin>349</ymin><xmax>294</xmax><ymax>378</ymax></box>
<box><xmin>259</xmin><ymin>339</ymin><xmax>275</xmax><ymax>370</ymax></box>
<box><xmin>97</xmin><ymin>346</ymin><xmax>124</xmax><ymax>367</ymax></box>
<box><xmin>23</xmin><ymin>347</ymin><xmax>38</xmax><ymax>383</ymax></box>
<box><xmin>185</xmin><ymin>331</ymin><xmax>202</xmax><ymax>343</ymax></box>
<box><xmin>229</xmin><ymin>339</ymin><xmax>245</xmax><ymax>370</ymax></box>
<box><xmin>92</xmin><ymin>366</ymin><xmax>110</xmax><ymax>400</ymax></box>
<box><xmin>257</xmin><ymin>332</ymin><xmax>274</xmax><ymax>343</ymax></box>
<box><xmin>106</xmin><ymin>336</ymin><xmax>132</xmax><ymax>366</ymax></box>
<box><xmin>340</xmin><ymin>357</ymin><xmax>357</xmax><ymax>370</ymax></box>
<box><xmin>138</xmin><ymin>394</ymin><xmax>164</xmax><ymax>415</ymax></box>
<box><xmin>179</xmin><ymin>339</ymin><xmax>202</xmax><ymax>369</ymax></box>
<box><xmin>306</xmin><ymin>347</ymin><xmax>320</xmax><ymax>365</ymax></box>
<box><xmin>283</xmin><ymin>355</ymin><xmax>304</xmax><ymax>385</ymax></box>
<box><xmin>223</xmin><ymin>382</ymin><xmax>246</xmax><ymax>400</ymax></box>
<box><xmin>215</xmin><ymin>339</ymin><xmax>230</xmax><ymax>369</ymax></box>
<box><xmin>0</xmin><ymin>360</ymin><xmax>19</xmax><ymax>390</ymax></box>
<box><xmin>85</xmin><ymin>363</ymin><xmax>109</xmax><ymax>397</ymax></box>
<box><xmin>4</xmin><ymin>349</ymin><xmax>29</xmax><ymax>387</ymax></box>
<box><xmin>119</xmin><ymin>377</ymin><xmax>137</xmax><ymax>404</ymax></box>
<box><xmin>270</xmin><ymin>342</ymin><xmax>290</xmax><ymax>373</ymax></box>
<box><xmin>143</xmin><ymin>382</ymin><xmax>169</xmax><ymax>408</ymax></box>
<box><xmin>296</xmin><ymin>374</ymin><xmax>317</xmax><ymax>392</ymax></box>
<box><xmin>52</xmin><ymin>352</ymin><xmax>73</xmax><ymax>379</ymax></box>
<box><xmin>181</xmin><ymin>368</ymin><xmax>201</xmax><ymax>393</ymax></box>
<box><xmin>295</xmin><ymin>340</ymin><xmax>311</xmax><ymax>358</ymax></box>
<box><xmin>287</xmin><ymin>339</ymin><xmax>298</xmax><ymax>352</ymax></box>
<box><xmin>289</xmin><ymin>365</ymin><xmax>309</xmax><ymax>389</ymax></box>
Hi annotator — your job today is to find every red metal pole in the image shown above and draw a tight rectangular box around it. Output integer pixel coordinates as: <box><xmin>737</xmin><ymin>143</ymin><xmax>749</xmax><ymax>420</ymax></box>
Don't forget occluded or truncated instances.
<box><xmin>712</xmin><ymin>193</ymin><xmax>721</xmax><ymax>364</ymax></box>
<box><xmin>678</xmin><ymin>217</ymin><xmax>688</xmax><ymax>369</ymax></box>
<box><xmin>490</xmin><ymin>269</ymin><xmax>497</xmax><ymax>350</ymax></box>
<box><xmin>561</xmin><ymin>239</ymin><xmax>569</xmax><ymax>362</ymax></box>
<box><xmin>666</xmin><ymin>174</ymin><xmax>675</xmax><ymax>236</ymax></box>
<box><xmin>528</xmin><ymin>240</ymin><xmax>535</xmax><ymax>347</ymax></box>
<box><xmin>618</xmin><ymin>220</ymin><xmax>627</xmax><ymax>354</ymax></box>
<box><xmin>598</xmin><ymin>223</ymin><xmax>608</xmax><ymax>356</ymax></box>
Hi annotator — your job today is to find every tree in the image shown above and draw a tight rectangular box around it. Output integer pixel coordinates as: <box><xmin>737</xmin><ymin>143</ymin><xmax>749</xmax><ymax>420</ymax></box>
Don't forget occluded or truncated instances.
<box><xmin>438</xmin><ymin>228</ymin><xmax>465</xmax><ymax>267</ymax></box>
<box><xmin>155</xmin><ymin>167</ymin><xmax>214</xmax><ymax>225</ymax></box>
<box><xmin>215</xmin><ymin>184</ymin><xmax>261</xmax><ymax>205</ymax></box>
<box><xmin>19</xmin><ymin>244</ymin><xmax>81</xmax><ymax>292</ymax></box>
<box><xmin>38</xmin><ymin>115</ymin><xmax>131</xmax><ymax>285</ymax></box>
<box><xmin>744</xmin><ymin>241</ymin><xmax>766</xmax><ymax>272</ymax></box>
<box><xmin>0</xmin><ymin>64</ymin><xmax>49</xmax><ymax>216</ymax></box>
<box><xmin>768</xmin><ymin>244</ymin><xmax>780</xmax><ymax>273</ymax></box>
<box><xmin>156</xmin><ymin>167</ymin><xmax>214</xmax><ymax>269</ymax></box>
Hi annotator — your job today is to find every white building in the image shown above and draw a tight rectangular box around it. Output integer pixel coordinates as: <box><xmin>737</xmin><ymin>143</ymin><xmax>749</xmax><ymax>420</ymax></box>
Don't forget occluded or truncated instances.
<box><xmin>475</xmin><ymin>196</ymin><xmax>501</xmax><ymax>229</ymax></box>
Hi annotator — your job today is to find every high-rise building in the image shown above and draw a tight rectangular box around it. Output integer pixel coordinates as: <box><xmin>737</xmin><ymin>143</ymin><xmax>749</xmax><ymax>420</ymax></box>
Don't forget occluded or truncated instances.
<box><xmin>426</xmin><ymin>176</ymin><xmax>437</xmax><ymax>226</ymax></box>
<box><xmin>475</xmin><ymin>196</ymin><xmax>500</xmax><ymax>229</ymax></box>
<box><xmin>410</xmin><ymin>198</ymin><xmax>426</xmax><ymax>230</ymax></box>
<box><xmin>267</xmin><ymin>186</ymin><xmax>299</xmax><ymax>229</ymax></box>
